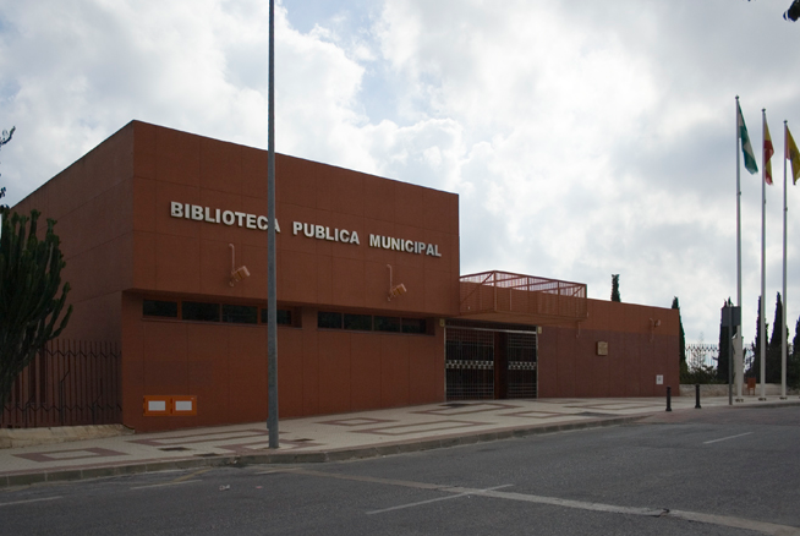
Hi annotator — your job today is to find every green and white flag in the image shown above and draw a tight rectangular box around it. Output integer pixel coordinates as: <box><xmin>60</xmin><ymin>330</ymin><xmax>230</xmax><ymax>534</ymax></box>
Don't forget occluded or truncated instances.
<box><xmin>738</xmin><ymin>102</ymin><xmax>758</xmax><ymax>175</ymax></box>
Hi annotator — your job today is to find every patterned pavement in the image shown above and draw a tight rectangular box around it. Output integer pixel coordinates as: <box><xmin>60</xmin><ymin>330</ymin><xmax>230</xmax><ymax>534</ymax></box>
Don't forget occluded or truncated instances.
<box><xmin>2</xmin><ymin>395</ymin><xmax>798</xmax><ymax>488</ymax></box>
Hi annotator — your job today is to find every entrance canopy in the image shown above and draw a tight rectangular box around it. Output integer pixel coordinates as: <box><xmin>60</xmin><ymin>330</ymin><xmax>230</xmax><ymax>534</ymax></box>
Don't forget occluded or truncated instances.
<box><xmin>459</xmin><ymin>271</ymin><xmax>588</xmax><ymax>326</ymax></box>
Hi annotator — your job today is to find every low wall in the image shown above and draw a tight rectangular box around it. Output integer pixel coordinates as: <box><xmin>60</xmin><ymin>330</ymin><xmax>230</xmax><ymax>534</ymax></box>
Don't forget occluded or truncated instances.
<box><xmin>679</xmin><ymin>383</ymin><xmax>799</xmax><ymax>397</ymax></box>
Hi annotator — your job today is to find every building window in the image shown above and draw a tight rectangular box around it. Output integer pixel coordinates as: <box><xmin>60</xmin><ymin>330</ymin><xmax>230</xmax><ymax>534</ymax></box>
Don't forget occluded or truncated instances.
<box><xmin>402</xmin><ymin>318</ymin><xmax>427</xmax><ymax>334</ymax></box>
<box><xmin>222</xmin><ymin>304</ymin><xmax>258</xmax><ymax>324</ymax></box>
<box><xmin>182</xmin><ymin>301</ymin><xmax>220</xmax><ymax>322</ymax></box>
<box><xmin>318</xmin><ymin>311</ymin><xmax>342</xmax><ymax>329</ymax></box>
<box><xmin>374</xmin><ymin>316</ymin><xmax>401</xmax><ymax>333</ymax></box>
<box><xmin>317</xmin><ymin>311</ymin><xmax>430</xmax><ymax>336</ymax></box>
<box><xmin>344</xmin><ymin>314</ymin><xmax>372</xmax><ymax>331</ymax></box>
<box><xmin>260</xmin><ymin>309</ymin><xmax>293</xmax><ymax>326</ymax></box>
<box><xmin>143</xmin><ymin>300</ymin><xmax>178</xmax><ymax>318</ymax></box>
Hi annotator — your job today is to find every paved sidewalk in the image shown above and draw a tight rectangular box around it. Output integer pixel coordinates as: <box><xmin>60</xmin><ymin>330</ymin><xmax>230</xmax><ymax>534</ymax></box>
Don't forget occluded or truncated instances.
<box><xmin>2</xmin><ymin>395</ymin><xmax>798</xmax><ymax>489</ymax></box>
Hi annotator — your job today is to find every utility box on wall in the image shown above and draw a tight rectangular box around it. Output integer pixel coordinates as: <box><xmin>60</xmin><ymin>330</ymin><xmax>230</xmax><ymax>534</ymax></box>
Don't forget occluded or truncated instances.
<box><xmin>597</xmin><ymin>341</ymin><xmax>608</xmax><ymax>356</ymax></box>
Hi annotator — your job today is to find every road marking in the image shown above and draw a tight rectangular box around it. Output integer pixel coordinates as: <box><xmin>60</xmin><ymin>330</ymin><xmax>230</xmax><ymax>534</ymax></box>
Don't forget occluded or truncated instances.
<box><xmin>130</xmin><ymin>480</ymin><xmax>201</xmax><ymax>490</ymax></box>
<box><xmin>668</xmin><ymin>509</ymin><xmax>800</xmax><ymax>536</ymax></box>
<box><xmin>130</xmin><ymin>468</ymin><xmax>211</xmax><ymax>489</ymax></box>
<box><xmin>171</xmin><ymin>468</ymin><xmax>211</xmax><ymax>483</ymax></box>
<box><xmin>0</xmin><ymin>496</ymin><xmax>63</xmax><ymax>507</ymax></box>
<box><xmin>367</xmin><ymin>484</ymin><xmax>513</xmax><ymax>515</ymax></box>
<box><xmin>703</xmin><ymin>432</ymin><xmax>753</xmax><ymax>445</ymax></box>
<box><xmin>288</xmin><ymin>469</ymin><xmax>800</xmax><ymax>535</ymax></box>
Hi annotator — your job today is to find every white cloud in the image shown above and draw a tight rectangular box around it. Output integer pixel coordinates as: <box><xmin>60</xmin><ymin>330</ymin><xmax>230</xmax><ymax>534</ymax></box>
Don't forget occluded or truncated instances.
<box><xmin>3</xmin><ymin>0</ymin><xmax>800</xmax><ymax>350</ymax></box>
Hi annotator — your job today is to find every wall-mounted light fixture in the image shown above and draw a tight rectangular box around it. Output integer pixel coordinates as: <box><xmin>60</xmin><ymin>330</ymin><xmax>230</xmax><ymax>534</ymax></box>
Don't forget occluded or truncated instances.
<box><xmin>649</xmin><ymin>318</ymin><xmax>661</xmax><ymax>342</ymax></box>
<box><xmin>229</xmin><ymin>244</ymin><xmax>250</xmax><ymax>287</ymax></box>
<box><xmin>387</xmin><ymin>264</ymin><xmax>407</xmax><ymax>301</ymax></box>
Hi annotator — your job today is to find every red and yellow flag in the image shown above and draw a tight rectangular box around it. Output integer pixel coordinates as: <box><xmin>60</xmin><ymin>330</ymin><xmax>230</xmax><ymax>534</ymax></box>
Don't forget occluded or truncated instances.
<box><xmin>764</xmin><ymin>118</ymin><xmax>774</xmax><ymax>185</ymax></box>
<box><xmin>786</xmin><ymin>125</ymin><xmax>800</xmax><ymax>185</ymax></box>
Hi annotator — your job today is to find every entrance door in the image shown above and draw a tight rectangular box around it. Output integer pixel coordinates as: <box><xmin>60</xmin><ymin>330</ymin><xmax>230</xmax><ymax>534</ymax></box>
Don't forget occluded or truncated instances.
<box><xmin>445</xmin><ymin>325</ymin><xmax>537</xmax><ymax>400</ymax></box>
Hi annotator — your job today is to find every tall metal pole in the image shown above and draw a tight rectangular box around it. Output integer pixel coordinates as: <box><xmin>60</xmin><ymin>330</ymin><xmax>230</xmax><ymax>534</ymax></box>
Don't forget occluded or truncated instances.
<box><xmin>735</xmin><ymin>97</ymin><xmax>744</xmax><ymax>401</ymax></box>
<box><xmin>782</xmin><ymin>121</ymin><xmax>788</xmax><ymax>400</ymax></box>
<box><xmin>759</xmin><ymin>109</ymin><xmax>767</xmax><ymax>401</ymax></box>
<box><xmin>267</xmin><ymin>0</ymin><xmax>279</xmax><ymax>448</ymax></box>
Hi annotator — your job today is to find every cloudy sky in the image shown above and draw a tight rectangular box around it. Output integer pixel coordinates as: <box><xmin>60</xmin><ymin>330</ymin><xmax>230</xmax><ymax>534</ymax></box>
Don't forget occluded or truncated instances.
<box><xmin>1</xmin><ymin>0</ymin><xmax>800</xmax><ymax>351</ymax></box>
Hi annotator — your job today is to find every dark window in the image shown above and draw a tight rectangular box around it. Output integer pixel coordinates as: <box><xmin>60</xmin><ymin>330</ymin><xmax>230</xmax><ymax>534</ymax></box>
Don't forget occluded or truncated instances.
<box><xmin>318</xmin><ymin>311</ymin><xmax>342</xmax><ymax>329</ymax></box>
<box><xmin>344</xmin><ymin>314</ymin><xmax>372</xmax><ymax>331</ymax></box>
<box><xmin>143</xmin><ymin>300</ymin><xmax>178</xmax><ymax>318</ymax></box>
<box><xmin>402</xmin><ymin>318</ymin><xmax>427</xmax><ymax>334</ymax></box>
<box><xmin>182</xmin><ymin>301</ymin><xmax>220</xmax><ymax>322</ymax></box>
<box><xmin>260</xmin><ymin>309</ymin><xmax>293</xmax><ymax>326</ymax></box>
<box><xmin>222</xmin><ymin>304</ymin><xmax>258</xmax><ymax>324</ymax></box>
<box><xmin>374</xmin><ymin>316</ymin><xmax>401</xmax><ymax>333</ymax></box>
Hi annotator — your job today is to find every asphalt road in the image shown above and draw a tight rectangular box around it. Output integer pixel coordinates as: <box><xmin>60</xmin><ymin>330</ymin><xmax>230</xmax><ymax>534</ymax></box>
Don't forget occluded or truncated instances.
<box><xmin>2</xmin><ymin>405</ymin><xmax>799</xmax><ymax>536</ymax></box>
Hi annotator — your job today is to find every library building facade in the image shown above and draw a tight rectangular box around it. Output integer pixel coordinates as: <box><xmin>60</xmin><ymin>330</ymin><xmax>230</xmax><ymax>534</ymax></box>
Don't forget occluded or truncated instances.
<box><xmin>9</xmin><ymin>121</ymin><xmax>680</xmax><ymax>432</ymax></box>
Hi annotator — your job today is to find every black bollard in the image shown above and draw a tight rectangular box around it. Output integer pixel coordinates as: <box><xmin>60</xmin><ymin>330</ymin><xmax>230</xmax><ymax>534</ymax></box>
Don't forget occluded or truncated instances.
<box><xmin>666</xmin><ymin>386</ymin><xmax>672</xmax><ymax>412</ymax></box>
<box><xmin>695</xmin><ymin>383</ymin><xmax>701</xmax><ymax>409</ymax></box>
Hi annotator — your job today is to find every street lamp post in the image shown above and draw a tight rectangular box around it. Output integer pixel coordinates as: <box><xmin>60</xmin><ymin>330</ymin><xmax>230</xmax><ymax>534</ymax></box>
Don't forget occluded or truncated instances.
<box><xmin>267</xmin><ymin>0</ymin><xmax>279</xmax><ymax>449</ymax></box>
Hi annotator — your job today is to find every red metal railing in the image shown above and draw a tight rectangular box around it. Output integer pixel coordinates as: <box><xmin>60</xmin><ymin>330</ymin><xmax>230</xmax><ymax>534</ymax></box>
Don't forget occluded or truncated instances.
<box><xmin>460</xmin><ymin>271</ymin><xmax>588</xmax><ymax>324</ymax></box>
<box><xmin>0</xmin><ymin>340</ymin><xmax>121</xmax><ymax>428</ymax></box>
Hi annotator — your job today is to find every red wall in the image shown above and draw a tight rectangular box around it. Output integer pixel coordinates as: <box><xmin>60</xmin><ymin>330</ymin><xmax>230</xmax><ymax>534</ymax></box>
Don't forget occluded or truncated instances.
<box><xmin>11</xmin><ymin>120</ymin><xmax>455</xmax><ymax>432</ymax></box>
<box><xmin>538</xmin><ymin>299</ymin><xmax>680</xmax><ymax>397</ymax></box>
<box><xmin>129</xmin><ymin>121</ymin><xmax>460</xmax><ymax>315</ymax></box>
<box><xmin>121</xmin><ymin>294</ymin><xmax>445</xmax><ymax>432</ymax></box>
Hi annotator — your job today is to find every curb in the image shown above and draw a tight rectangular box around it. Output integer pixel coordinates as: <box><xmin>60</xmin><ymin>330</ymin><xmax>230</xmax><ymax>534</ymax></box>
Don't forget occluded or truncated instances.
<box><xmin>0</xmin><ymin>414</ymin><xmax>646</xmax><ymax>489</ymax></box>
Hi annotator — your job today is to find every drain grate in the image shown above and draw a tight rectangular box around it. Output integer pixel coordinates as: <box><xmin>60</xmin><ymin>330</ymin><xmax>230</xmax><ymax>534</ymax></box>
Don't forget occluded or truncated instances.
<box><xmin>159</xmin><ymin>446</ymin><xmax>191</xmax><ymax>452</ymax></box>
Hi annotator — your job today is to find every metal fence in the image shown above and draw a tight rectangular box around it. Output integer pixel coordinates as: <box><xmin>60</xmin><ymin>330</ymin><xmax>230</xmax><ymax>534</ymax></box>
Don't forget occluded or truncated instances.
<box><xmin>1</xmin><ymin>340</ymin><xmax>121</xmax><ymax>428</ymax></box>
<box><xmin>459</xmin><ymin>271</ymin><xmax>588</xmax><ymax>324</ymax></box>
<box><xmin>685</xmin><ymin>343</ymin><xmax>765</xmax><ymax>371</ymax></box>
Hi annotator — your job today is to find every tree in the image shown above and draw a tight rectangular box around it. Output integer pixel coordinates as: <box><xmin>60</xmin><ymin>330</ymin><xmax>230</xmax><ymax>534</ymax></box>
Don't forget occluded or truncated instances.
<box><xmin>0</xmin><ymin>208</ymin><xmax>72</xmax><ymax>406</ymax></box>
<box><xmin>747</xmin><ymin>296</ymin><xmax>769</xmax><ymax>381</ymax></box>
<box><xmin>672</xmin><ymin>297</ymin><xmax>688</xmax><ymax>381</ymax></box>
<box><xmin>790</xmin><ymin>315</ymin><xmax>800</xmax><ymax>389</ymax></box>
<box><xmin>766</xmin><ymin>292</ymin><xmax>786</xmax><ymax>384</ymax></box>
<box><xmin>611</xmin><ymin>274</ymin><xmax>621</xmax><ymax>302</ymax></box>
<box><xmin>0</xmin><ymin>126</ymin><xmax>14</xmax><ymax>207</ymax></box>
<box><xmin>716</xmin><ymin>298</ymin><xmax>733</xmax><ymax>382</ymax></box>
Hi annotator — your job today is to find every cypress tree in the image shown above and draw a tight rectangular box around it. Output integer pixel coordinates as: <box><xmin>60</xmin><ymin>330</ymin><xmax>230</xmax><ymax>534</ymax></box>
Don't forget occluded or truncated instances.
<box><xmin>766</xmin><ymin>292</ymin><xmax>785</xmax><ymax>384</ymax></box>
<box><xmin>672</xmin><ymin>297</ymin><xmax>688</xmax><ymax>381</ymax></box>
<box><xmin>748</xmin><ymin>296</ymin><xmax>768</xmax><ymax>381</ymax></box>
<box><xmin>611</xmin><ymin>274</ymin><xmax>621</xmax><ymax>302</ymax></box>
<box><xmin>717</xmin><ymin>298</ymin><xmax>733</xmax><ymax>381</ymax></box>
<box><xmin>790</xmin><ymin>315</ymin><xmax>800</xmax><ymax>389</ymax></box>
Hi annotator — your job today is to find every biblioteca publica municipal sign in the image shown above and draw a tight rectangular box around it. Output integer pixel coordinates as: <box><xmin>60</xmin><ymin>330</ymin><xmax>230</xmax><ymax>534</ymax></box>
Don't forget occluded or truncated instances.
<box><xmin>170</xmin><ymin>202</ymin><xmax>443</xmax><ymax>257</ymax></box>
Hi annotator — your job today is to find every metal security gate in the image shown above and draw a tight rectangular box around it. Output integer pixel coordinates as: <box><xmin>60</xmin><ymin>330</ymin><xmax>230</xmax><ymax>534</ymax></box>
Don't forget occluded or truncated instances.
<box><xmin>445</xmin><ymin>323</ymin><xmax>537</xmax><ymax>401</ymax></box>
<box><xmin>506</xmin><ymin>332</ymin><xmax>538</xmax><ymax>398</ymax></box>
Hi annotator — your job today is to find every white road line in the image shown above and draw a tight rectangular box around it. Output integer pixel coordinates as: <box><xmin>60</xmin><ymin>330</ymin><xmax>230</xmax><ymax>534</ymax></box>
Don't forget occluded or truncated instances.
<box><xmin>367</xmin><ymin>484</ymin><xmax>513</xmax><ymax>515</ymax></box>
<box><xmin>290</xmin><ymin>468</ymin><xmax>800</xmax><ymax>535</ymax></box>
<box><xmin>703</xmin><ymin>432</ymin><xmax>753</xmax><ymax>445</ymax></box>
<box><xmin>0</xmin><ymin>496</ymin><xmax>63</xmax><ymax>507</ymax></box>
<box><xmin>130</xmin><ymin>479</ymin><xmax>201</xmax><ymax>490</ymax></box>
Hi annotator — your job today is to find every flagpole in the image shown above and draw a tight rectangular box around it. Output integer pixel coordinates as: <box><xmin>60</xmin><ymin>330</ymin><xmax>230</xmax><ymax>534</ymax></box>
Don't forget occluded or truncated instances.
<box><xmin>759</xmin><ymin>109</ymin><xmax>767</xmax><ymax>401</ymax></box>
<box><xmin>735</xmin><ymin>97</ymin><xmax>744</xmax><ymax>402</ymax></box>
<box><xmin>782</xmin><ymin>121</ymin><xmax>788</xmax><ymax>400</ymax></box>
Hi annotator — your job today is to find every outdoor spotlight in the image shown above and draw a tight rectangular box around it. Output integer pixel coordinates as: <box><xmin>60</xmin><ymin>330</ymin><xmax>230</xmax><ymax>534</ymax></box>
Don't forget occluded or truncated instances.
<box><xmin>228</xmin><ymin>243</ymin><xmax>250</xmax><ymax>286</ymax></box>
<box><xmin>386</xmin><ymin>264</ymin><xmax>407</xmax><ymax>301</ymax></box>
<box><xmin>786</xmin><ymin>0</ymin><xmax>800</xmax><ymax>21</ymax></box>
<box><xmin>389</xmin><ymin>283</ymin><xmax>407</xmax><ymax>301</ymax></box>
<box><xmin>230</xmin><ymin>265</ymin><xmax>251</xmax><ymax>286</ymax></box>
